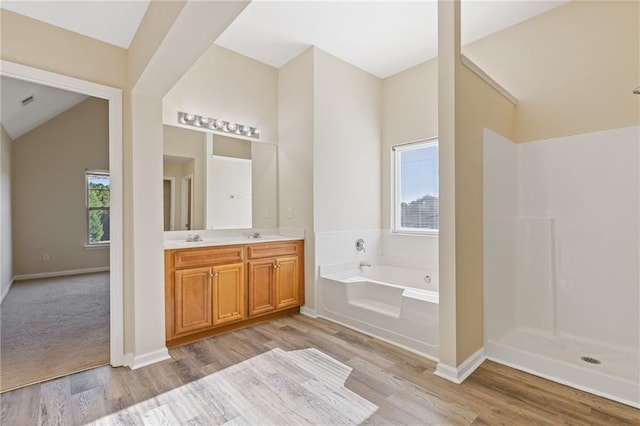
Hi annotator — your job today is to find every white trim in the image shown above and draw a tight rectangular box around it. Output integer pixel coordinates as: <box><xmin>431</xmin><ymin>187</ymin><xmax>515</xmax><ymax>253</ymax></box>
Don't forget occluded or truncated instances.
<box><xmin>13</xmin><ymin>267</ymin><xmax>110</xmax><ymax>281</ymax></box>
<box><xmin>316</xmin><ymin>314</ymin><xmax>439</xmax><ymax>363</ymax></box>
<box><xmin>299</xmin><ymin>305</ymin><xmax>318</xmax><ymax>318</ymax></box>
<box><xmin>1</xmin><ymin>60</ymin><xmax>125</xmax><ymax>367</ymax></box>
<box><xmin>127</xmin><ymin>348</ymin><xmax>172</xmax><ymax>370</ymax></box>
<box><xmin>461</xmin><ymin>54</ymin><xmax>518</xmax><ymax>105</ymax></box>
<box><xmin>434</xmin><ymin>347</ymin><xmax>486</xmax><ymax>384</ymax></box>
<box><xmin>487</xmin><ymin>355</ymin><xmax>640</xmax><ymax>409</ymax></box>
<box><xmin>486</xmin><ymin>342</ymin><xmax>640</xmax><ymax>408</ymax></box>
<box><xmin>1</xmin><ymin>279</ymin><xmax>14</xmax><ymax>304</ymax></box>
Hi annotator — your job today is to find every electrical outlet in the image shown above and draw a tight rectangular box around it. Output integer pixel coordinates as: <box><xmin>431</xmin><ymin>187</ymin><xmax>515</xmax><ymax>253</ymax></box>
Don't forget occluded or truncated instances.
<box><xmin>287</xmin><ymin>207</ymin><xmax>294</xmax><ymax>219</ymax></box>
<box><xmin>42</xmin><ymin>253</ymin><xmax>50</xmax><ymax>262</ymax></box>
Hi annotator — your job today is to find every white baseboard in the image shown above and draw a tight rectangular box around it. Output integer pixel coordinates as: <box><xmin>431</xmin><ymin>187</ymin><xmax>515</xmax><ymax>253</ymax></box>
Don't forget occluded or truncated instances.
<box><xmin>125</xmin><ymin>348</ymin><xmax>172</xmax><ymax>370</ymax></box>
<box><xmin>434</xmin><ymin>347</ymin><xmax>486</xmax><ymax>384</ymax></box>
<box><xmin>13</xmin><ymin>266</ymin><xmax>110</xmax><ymax>281</ymax></box>
<box><xmin>300</xmin><ymin>305</ymin><xmax>318</xmax><ymax>318</ymax></box>
<box><xmin>1</xmin><ymin>279</ymin><xmax>14</xmax><ymax>304</ymax></box>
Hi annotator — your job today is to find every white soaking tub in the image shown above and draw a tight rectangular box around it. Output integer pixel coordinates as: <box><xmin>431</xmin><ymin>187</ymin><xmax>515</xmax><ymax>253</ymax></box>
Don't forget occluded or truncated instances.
<box><xmin>318</xmin><ymin>261</ymin><xmax>439</xmax><ymax>360</ymax></box>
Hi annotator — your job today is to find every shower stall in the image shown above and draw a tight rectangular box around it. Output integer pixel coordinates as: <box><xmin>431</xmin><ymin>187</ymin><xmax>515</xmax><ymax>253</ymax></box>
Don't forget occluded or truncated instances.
<box><xmin>483</xmin><ymin>126</ymin><xmax>639</xmax><ymax>408</ymax></box>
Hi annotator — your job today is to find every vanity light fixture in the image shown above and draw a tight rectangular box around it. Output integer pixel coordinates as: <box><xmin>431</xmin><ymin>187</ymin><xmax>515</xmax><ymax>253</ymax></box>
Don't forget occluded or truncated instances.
<box><xmin>178</xmin><ymin>111</ymin><xmax>261</xmax><ymax>139</ymax></box>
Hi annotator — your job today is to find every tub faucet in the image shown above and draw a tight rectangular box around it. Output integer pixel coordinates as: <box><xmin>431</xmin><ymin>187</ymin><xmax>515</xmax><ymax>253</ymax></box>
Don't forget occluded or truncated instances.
<box><xmin>359</xmin><ymin>261</ymin><xmax>372</xmax><ymax>270</ymax></box>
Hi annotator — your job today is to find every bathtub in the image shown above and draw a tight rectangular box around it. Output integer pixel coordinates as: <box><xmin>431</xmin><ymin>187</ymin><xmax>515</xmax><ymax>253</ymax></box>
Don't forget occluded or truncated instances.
<box><xmin>318</xmin><ymin>261</ymin><xmax>439</xmax><ymax>360</ymax></box>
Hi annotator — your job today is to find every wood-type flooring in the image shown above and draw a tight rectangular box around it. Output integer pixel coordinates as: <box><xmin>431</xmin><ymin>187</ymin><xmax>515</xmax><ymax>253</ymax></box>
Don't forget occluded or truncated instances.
<box><xmin>1</xmin><ymin>315</ymin><xmax>638</xmax><ymax>425</ymax></box>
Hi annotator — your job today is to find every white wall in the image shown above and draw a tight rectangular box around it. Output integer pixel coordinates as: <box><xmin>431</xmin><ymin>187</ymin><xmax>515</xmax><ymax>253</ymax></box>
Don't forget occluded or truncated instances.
<box><xmin>278</xmin><ymin>48</ymin><xmax>316</xmax><ymax>308</ymax></box>
<box><xmin>313</xmin><ymin>48</ymin><xmax>382</xmax><ymax>233</ymax></box>
<box><xmin>517</xmin><ymin>126</ymin><xmax>639</xmax><ymax>348</ymax></box>
<box><xmin>484</xmin><ymin>126</ymin><xmax>640</xmax><ymax>350</ymax></box>
<box><xmin>0</xmin><ymin>125</ymin><xmax>12</xmax><ymax>302</ymax></box>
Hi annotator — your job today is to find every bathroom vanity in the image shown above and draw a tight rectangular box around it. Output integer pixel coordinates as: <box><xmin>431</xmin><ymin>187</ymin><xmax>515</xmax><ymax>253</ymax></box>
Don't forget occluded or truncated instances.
<box><xmin>164</xmin><ymin>238</ymin><xmax>304</xmax><ymax>347</ymax></box>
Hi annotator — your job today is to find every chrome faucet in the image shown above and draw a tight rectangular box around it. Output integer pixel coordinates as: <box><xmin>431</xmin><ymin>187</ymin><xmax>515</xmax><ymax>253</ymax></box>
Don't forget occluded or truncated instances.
<box><xmin>355</xmin><ymin>238</ymin><xmax>366</xmax><ymax>252</ymax></box>
<box><xmin>359</xmin><ymin>261</ymin><xmax>372</xmax><ymax>270</ymax></box>
<box><xmin>186</xmin><ymin>234</ymin><xmax>202</xmax><ymax>242</ymax></box>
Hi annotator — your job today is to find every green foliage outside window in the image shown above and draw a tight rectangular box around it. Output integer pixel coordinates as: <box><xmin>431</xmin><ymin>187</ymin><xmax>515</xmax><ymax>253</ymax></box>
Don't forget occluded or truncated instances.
<box><xmin>87</xmin><ymin>173</ymin><xmax>110</xmax><ymax>245</ymax></box>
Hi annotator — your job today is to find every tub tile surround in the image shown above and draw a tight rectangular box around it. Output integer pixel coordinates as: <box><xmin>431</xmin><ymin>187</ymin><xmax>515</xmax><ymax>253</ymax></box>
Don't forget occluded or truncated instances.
<box><xmin>315</xmin><ymin>229</ymin><xmax>382</xmax><ymax>266</ymax></box>
<box><xmin>483</xmin><ymin>126</ymin><xmax>640</xmax><ymax>408</ymax></box>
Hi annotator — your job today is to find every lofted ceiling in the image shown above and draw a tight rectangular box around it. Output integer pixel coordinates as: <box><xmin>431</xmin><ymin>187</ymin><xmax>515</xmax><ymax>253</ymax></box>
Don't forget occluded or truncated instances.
<box><xmin>215</xmin><ymin>0</ymin><xmax>569</xmax><ymax>78</ymax></box>
<box><xmin>0</xmin><ymin>0</ymin><xmax>150</xmax><ymax>48</ymax></box>
<box><xmin>0</xmin><ymin>1</ymin><xmax>568</xmax><ymax>136</ymax></box>
<box><xmin>0</xmin><ymin>76</ymin><xmax>88</xmax><ymax>140</ymax></box>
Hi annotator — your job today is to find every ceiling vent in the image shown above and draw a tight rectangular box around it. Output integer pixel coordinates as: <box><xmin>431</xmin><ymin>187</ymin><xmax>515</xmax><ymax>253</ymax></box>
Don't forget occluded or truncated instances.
<box><xmin>20</xmin><ymin>95</ymin><xmax>35</xmax><ymax>107</ymax></box>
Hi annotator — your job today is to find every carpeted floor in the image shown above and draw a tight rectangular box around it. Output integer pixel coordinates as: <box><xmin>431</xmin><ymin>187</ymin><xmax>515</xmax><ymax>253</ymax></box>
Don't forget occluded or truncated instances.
<box><xmin>94</xmin><ymin>347</ymin><xmax>378</xmax><ymax>425</ymax></box>
<box><xmin>0</xmin><ymin>273</ymin><xmax>110</xmax><ymax>392</ymax></box>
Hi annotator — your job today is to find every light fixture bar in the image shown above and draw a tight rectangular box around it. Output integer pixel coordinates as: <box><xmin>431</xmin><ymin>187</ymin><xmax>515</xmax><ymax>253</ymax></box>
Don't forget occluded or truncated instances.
<box><xmin>178</xmin><ymin>111</ymin><xmax>261</xmax><ymax>139</ymax></box>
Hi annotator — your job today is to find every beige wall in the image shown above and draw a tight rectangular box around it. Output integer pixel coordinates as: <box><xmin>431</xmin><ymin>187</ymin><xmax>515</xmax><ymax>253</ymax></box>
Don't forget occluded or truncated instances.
<box><xmin>163</xmin><ymin>45</ymin><xmax>278</xmax><ymax>144</ymax></box>
<box><xmin>11</xmin><ymin>97</ymin><xmax>110</xmax><ymax>276</ymax></box>
<box><xmin>463</xmin><ymin>0</ymin><xmax>640</xmax><ymax>142</ymax></box>
<box><xmin>437</xmin><ymin>0</ymin><xmax>461</xmax><ymax>369</ymax></box>
<box><xmin>163</xmin><ymin>125</ymin><xmax>206</xmax><ymax>230</ymax></box>
<box><xmin>381</xmin><ymin>58</ymin><xmax>439</xmax><ymax>228</ymax></box>
<box><xmin>0</xmin><ymin>9</ymin><xmax>127</xmax><ymax>89</ymax></box>
<box><xmin>278</xmin><ymin>48</ymin><xmax>316</xmax><ymax>308</ymax></box>
<box><xmin>313</xmin><ymin>48</ymin><xmax>382</xmax><ymax>232</ymax></box>
<box><xmin>1</xmin><ymin>125</ymin><xmax>12</xmax><ymax>301</ymax></box>
<box><xmin>454</xmin><ymin>65</ymin><xmax>515</xmax><ymax>363</ymax></box>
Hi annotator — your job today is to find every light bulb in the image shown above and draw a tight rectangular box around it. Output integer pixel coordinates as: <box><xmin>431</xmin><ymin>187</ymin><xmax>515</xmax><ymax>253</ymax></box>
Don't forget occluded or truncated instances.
<box><xmin>227</xmin><ymin>122</ymin><xmax>237</xmax><ymax>132</ymax></box>
<box><xmin>198</xmin><ymin>116</ymin><xmax>209</xmax><ymax>126</ymax></box>
<box><xmin>214</xmin><ymin>119</ymin><xmax>224</xmax><ymax>129</ymax></box>
<box><xmin>184</xmin><ymin>113</ymin><xmax>195</xmax><ymax>122</ymax></box>
<box><xmin>241</xmin><ymin>125</ymin><xmax>250</xmax><ymax>135</ymax></box>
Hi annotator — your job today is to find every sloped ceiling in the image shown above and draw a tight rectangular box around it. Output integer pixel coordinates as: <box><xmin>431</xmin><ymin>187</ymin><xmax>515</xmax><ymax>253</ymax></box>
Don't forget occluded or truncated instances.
<box><xmin>0</xmin><ymin>76</ymin><xmax>88</xmax><ymax>140</ymax></box>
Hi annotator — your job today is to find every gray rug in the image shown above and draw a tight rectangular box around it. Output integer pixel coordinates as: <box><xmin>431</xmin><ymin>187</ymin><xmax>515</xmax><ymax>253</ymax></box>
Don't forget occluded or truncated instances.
<box><xmin>93</xmin><ymin>348</ymin><xmax>378</xmax><ymax>425</ymax></box>
<box><xmin>0</xmin><ymin>273</ymin><xmax>110</xmax><ymax>392</ymax></box>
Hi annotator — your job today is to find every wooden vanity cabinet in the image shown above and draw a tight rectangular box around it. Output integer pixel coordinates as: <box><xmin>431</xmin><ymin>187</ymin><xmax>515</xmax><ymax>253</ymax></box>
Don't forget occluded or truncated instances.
<box><xmin>247</xmin><ymin>241</ymin><xmax>304</xmax><ymax>316</ymax></box>
<box><xmin>165</xmin><ymin>245</ymin><xmax>245</xmax><ymax>342</ymax></box>
<box><xmin>165</xmin><ymin>240</ymin><xmax>304</xmax><ymax>347</ymax></box>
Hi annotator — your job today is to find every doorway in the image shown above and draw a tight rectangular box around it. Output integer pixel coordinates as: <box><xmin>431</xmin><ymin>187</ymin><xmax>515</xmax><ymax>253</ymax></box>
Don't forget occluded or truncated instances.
<box><xmin>182</xmin><ymin>175</ymin><xmax>193</xmax><ymax>230</ymax></box>
<box><xmin>163</xmin><ymin>177</ymin><xmax>175</xmax><ymax>231</ymax></box>
<box><xmin>0</xmin><ymin>61</ymin><xmax>124</xmax><ymax>388</ymax></box>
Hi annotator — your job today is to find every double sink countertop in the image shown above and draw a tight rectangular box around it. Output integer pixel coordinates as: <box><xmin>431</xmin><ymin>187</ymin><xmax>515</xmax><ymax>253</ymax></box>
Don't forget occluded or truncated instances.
<box><xmin>164</xmin><ymin>231</ymin><xmax>304</xmax><ymax>250</ymax></box>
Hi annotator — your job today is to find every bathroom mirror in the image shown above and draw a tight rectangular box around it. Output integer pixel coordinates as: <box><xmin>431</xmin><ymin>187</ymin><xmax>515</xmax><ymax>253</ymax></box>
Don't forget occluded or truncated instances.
<box><xmin>162</xmin><ymin>124</ymin><xmax>277</xmax><ymax>231</ymax></box>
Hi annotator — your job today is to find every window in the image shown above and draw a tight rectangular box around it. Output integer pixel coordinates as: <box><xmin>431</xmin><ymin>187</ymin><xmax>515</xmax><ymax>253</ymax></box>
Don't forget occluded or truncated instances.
<box><xmin>86</xmin><ymin>170</ymin><xmax>110</xmax><ymax>246</ymax></box>
<box><xmin>393</xmin><ymin>139</ymin><xmax>438</xmax><ymax>233</ymax></box>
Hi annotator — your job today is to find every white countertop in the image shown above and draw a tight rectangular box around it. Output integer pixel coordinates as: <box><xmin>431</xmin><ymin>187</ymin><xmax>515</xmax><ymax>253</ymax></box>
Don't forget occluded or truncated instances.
<box><xmin>164</xmin><ymin>234</ymin><xmax>303</xmax><ymax>250</ymax></box>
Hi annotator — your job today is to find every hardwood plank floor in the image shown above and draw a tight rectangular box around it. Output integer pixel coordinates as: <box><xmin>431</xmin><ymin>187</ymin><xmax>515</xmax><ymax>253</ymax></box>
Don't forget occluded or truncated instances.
<box><xmin>1</xmin><ymin>314</ymin><xmax>638</xmax><ymax>425</ymax></box>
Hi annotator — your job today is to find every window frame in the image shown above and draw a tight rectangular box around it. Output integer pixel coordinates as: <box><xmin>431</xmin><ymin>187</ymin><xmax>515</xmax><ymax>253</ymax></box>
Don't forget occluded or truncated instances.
<box><xmin>392</xmin><ymin>137</ymin><xmax>439</xmax><ymax>235</ymax></box>
<box><xmin>85</xmin><ymin>169</ymin><xmax>110</xmax><ymax>248</ymax></box>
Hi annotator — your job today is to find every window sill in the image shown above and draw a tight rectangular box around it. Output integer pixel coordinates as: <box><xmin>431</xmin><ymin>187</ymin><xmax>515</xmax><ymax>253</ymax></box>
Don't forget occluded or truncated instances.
<box><xmin>85</xmin><ymin>244</ymin><xmax>110</xmax><ymax>250</ymax></box>
<box><xmin>390</xmin><ymin>229</ymin><xmax>439</xmax><ymax>237</ymax></box>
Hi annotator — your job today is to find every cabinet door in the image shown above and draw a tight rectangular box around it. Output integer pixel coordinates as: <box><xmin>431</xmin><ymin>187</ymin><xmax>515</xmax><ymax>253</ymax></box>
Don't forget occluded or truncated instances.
<box><xmin>175</xmin><ymin>267</ymin><xmax>213</xmax><ymax>335</ymax></box>
<box><xmin>248</xmin><ymin>259</ymin><xmax>277</xmax><ymax>316</ymax></box>
<box><xmin>212</xmin><ymin>263</ymin><xmax>246</xmax><ymax>325</ymax></box>
<box><xmin>275</xmin><ymin>255</ymin><xmax>300</xmax><ymax>309</ymax></box>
